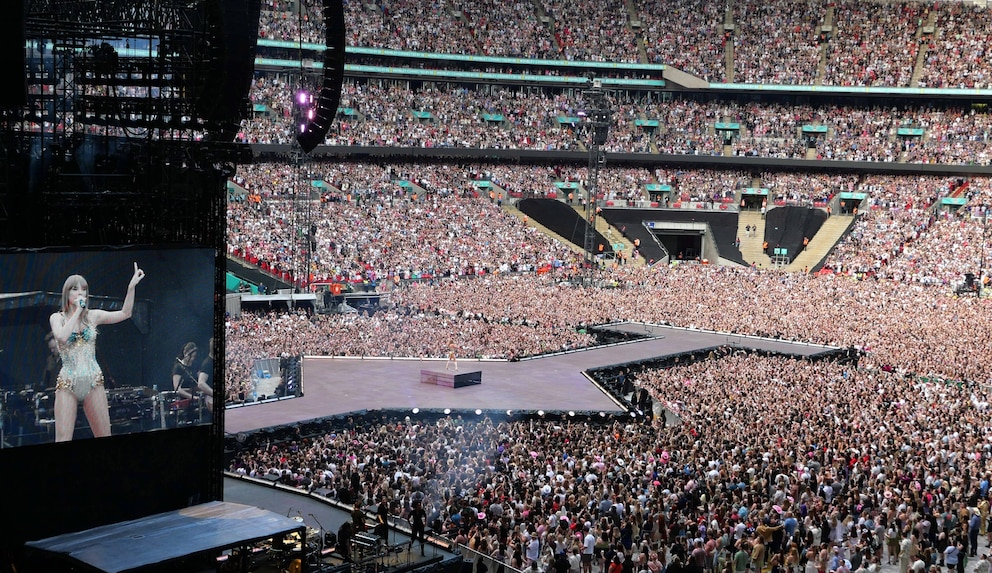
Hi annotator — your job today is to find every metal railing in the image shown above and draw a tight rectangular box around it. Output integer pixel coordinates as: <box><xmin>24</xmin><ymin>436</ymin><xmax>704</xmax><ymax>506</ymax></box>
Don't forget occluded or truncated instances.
<box><xmin>456</xmin><ymin>544</ymin><xmax>524</xmax><ymax>573</ymax></box>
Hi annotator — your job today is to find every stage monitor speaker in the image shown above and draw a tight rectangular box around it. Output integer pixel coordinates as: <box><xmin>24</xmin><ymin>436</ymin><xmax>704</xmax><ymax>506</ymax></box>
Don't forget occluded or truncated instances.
<box><xmin>0</xmin><ymin>0</ymin><xmax>26</xmax><ymax>108</ymax></box>
<box><xmin>297</xmin><ymin>0</ymin><xmax>346</xmax><ymax>154</ymax></box>
<box><xmin>199</xmin><ymin>0</ymin><xmax>262</xmax><ymax>142</ymax></box>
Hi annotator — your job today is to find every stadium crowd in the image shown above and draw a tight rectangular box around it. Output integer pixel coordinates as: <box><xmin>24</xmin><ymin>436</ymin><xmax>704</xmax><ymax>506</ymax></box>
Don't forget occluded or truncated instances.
<box><xmin>761</xmin><ymin>173</ymin><xmax>856</xmax><ymax>207</ymax></box>
<box><xmin>827</xmin><ymin>176</ymin><xmax>991</xmax><ymax>282</ymax></box>
<box><xmin>732</xmin><ymin>0</ymin><xmax>821</xmax><ymax>85</ymax></box>
<box><xmin>456</xmin><ymin>0</ymin><xmax>559</xmax><ymax>59</ymax></box>
<box><xmin>918</xmin><ymin>5</ymin><xmax>992</xmax><ymax>90</ymax></box>
<box><xmin>238</xmin><ymin>79</ymin><xmax>992</xmax><ymax>165</ymax></box>
<box><xmin>822</xmin><ymin>1</ymin><xmax>923</xmax><ymax>88</ymax></box>
<box><xmin>227</xmin><ymin>2</ymin><xmax>992</xmax><ymax>571</ymax></box>
<box><xmin>253</xmin><ymin>0</ymin><xmax>992</xmax><ymax>88</ymax></box>
<box><xmin>227</xmin><ymin>347</ymin><xmax>992</xmax><ymax>573</ymax></box>
<box><xmin>226</xmin><ymin>174</ymin><xmax>992</xmax><ymax>548</ymax></box>
<box><xmin>224</xmin><ymin>157</ymin><xmax>991</xmax><ymax>407</ymax></box>
<box><xmin>227</xmin><ymin>164</ymin><xmax>989</xmax><ymax>293</ymax></box>
<box><xmin>226</xmin><ymin>212</ymin><xmax>992</xmax><ymax>403</ymax></box>
<box><xmin>637</xmin><ymin>0</ymin><xmax>725</xmax><ymax>80</ymax></box>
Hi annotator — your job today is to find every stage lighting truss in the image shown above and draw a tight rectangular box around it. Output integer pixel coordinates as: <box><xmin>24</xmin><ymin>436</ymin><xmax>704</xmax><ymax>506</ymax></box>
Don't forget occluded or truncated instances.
<box><xmin>22</xmin><ymin>0</ymin><xmax>226</xmax><ymax>142</ymax></box>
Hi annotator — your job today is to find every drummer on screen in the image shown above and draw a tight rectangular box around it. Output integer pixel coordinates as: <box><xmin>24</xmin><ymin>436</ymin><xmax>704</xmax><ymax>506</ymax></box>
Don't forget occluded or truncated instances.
<box><xmin>172</xmin><ymin>341</ymin><xmax>199</xmax><ymax>422</ymax></box>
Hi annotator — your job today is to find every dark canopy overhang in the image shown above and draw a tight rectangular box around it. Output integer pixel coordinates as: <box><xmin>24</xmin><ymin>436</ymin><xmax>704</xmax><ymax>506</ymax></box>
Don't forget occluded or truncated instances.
<box><xmin>24</xmin><ymin>501</ymin><xmax>306</xmax><ymax>573</ymax></box>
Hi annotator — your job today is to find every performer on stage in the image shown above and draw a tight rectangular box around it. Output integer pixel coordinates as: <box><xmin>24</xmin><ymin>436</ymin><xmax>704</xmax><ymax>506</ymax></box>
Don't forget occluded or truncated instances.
<box><xmin>337</xmin><ymin>521</ymin><xmax>354</xmax><ymax>562</ymax></box>
<box><xmin>351</xmin><ymin>503</ymin><xmax>368</xmax><ymax>533</ymax></box>
<box><xmin>49</xmin><ymin>262</ymin><xmax>145</xmax><ymax>442</ymax></box>
<box><xmin>374</xmin><ymin>499</ymin><xmax>390</xmax><ymax>539</ymax></box>
<box><xmin>445</xmin><ymin>343</ymin><xmax>458</xmax><ymax>372</ymax></box>
<box><xmin>410</xmin><ymin>499</ymin><xmax>428</xmax><ymax>556</ymax></box>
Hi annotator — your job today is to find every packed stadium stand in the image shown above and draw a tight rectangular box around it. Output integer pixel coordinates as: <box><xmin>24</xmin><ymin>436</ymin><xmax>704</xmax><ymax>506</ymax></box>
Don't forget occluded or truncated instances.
<box><xmin>224</xmin><ymin>3</ymin><xmax>992</xmax><ymax>573</ymax></box>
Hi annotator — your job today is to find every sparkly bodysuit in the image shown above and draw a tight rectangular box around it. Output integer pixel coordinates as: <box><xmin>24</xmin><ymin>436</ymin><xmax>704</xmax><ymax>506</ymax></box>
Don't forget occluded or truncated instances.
<box><xmin>55</xmin><ymin>322</ymin><xmax>104</xmax><ymax>402</ymax></box>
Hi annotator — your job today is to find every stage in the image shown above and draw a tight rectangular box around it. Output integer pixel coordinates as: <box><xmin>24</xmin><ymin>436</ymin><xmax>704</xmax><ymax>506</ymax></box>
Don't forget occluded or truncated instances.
<box><xmin>23</xmin><ymin>502</ymin><xmax>306</xmax><ymax>573</ymax></box>
<box><xmin>419</xmin><ymin>369</ymin><xmax>482</xmax><ymax>388</ymax></box>
<box><xmin>223</xmin><ymin>476</ymin><xmax>460</xmax><ymax>571</ymax></box>
<box><xmin>224</xmin><ymin>323</ymin><xmax>839</xmax><ymax>434</ymax></box>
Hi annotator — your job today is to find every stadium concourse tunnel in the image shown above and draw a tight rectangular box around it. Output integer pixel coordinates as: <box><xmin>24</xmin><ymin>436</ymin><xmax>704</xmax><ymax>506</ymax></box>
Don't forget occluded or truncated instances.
<box><xmin>601</xmin><ymin>208</ymin><xmax>747</xmax><ymax>265</ymax></box>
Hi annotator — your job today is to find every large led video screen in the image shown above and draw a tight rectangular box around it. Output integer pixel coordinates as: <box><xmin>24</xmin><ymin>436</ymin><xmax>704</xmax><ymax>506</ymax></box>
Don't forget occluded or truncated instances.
<box><xmin>0</xmin><ymin>247</ymin><xmax>215</xmax><ymax>447</ymax></box>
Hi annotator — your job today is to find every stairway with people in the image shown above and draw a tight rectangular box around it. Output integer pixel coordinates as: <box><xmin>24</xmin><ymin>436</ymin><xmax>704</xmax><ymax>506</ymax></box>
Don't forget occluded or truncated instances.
<box><xmin>786</xmin><ymin>214</ymin><xmax>856</xmax><ymax>272</ymax></box>
<box><xmin>737</xmin><ymin>210</ymin><xmax>771</xmax><ymax>268</ymax></box>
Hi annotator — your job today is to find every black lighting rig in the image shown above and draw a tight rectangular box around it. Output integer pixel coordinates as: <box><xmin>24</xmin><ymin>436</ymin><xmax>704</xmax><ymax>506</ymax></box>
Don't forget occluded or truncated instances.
<box><xmin>0</xmin><ymin>0</ymin><xmax>259</xmax><ymax>245</ymax></box>
<box><xmin>580</xmin><ymin>77</ymin><xmax>613</xmax><ymax>279</ymax></box>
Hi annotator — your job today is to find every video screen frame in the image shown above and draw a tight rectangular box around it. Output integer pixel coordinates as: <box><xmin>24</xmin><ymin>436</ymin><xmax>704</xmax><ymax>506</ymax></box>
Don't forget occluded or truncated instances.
<box><xmin>0</xmin><ymin>246</ymin><xmax>216</xmax><ymax>447</ymax></box>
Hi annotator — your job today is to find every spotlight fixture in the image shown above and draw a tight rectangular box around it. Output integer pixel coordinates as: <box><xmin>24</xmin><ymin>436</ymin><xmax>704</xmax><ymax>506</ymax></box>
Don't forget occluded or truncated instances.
<box><xmin>568</xmin><ymin>411</ymin><xmax>575</xmax><ymax>417</ymax></box>
<box><xmin>537</xmin><ymin>410</ymin><xmax>545</xmax><ymax>417</ymax></box>
<box><xmin>475</xmin><ymin>409</ymin><xmax>482</xmax><ymax>415</ymax></box>
<box><xmin>412</xmin><ymin>408</ymin><xmax>419</xmax><ymax>414</ymax></box>
<box><xmin>443</xmin><ymin>408</ymin><xmax>451</xmax><ymax>415</ymax></box>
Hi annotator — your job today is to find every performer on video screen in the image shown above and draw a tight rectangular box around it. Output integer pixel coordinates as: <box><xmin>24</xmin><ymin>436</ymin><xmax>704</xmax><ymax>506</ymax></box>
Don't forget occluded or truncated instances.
<box><xmin>197</xmin><ymin>337</ymin><xmax>215</xmax><ymax>417</ymax></box>
<box><xmin>172</xmin><ymin>341</ymin><xmax>201</xmax><ymax>422</ymax></box>
<box><xmin>173</xmin><ymin>342</ymin><xmax>198</xmax><ymax>397</ymax></box>
<box><xmin>40</xmin><ymin>331</ymin><xmax>62</xmax><ymax>391</ymax></box>
<box><xmin>49</xmin><ymin>262</ymin><xmax>145</xmax><ymax>442</ymax></box>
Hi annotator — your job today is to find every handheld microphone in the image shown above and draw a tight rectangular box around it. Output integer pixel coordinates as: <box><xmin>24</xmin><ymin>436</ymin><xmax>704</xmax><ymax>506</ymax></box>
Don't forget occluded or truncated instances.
<box><xmin>79</xmin><ymin>299</ymin><xmax>87</xmax><ymax>309</ymax></box>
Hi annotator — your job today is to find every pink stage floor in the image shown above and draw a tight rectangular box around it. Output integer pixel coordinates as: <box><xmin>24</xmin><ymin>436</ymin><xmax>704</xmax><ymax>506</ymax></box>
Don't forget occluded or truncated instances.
<box><xmin>224</xmin><ymin>323</ymin><xmax>839</xmax><ymax>434</ymax></box>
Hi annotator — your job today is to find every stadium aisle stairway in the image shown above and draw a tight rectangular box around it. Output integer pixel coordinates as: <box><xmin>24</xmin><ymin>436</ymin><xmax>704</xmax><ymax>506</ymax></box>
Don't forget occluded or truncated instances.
<box><xmin>910</xmin><ymin>10</ymin><xmax>938</xmax><ymax>87</ymax></box>
<box><xmin>724</xmin><ymin>3</ymin><xmax>735</xmax><ymax>82</ymax></box>
<box><xmin>571</xmin><ymin>205</ymin><xmax>644</xmax><ymax>266</ymax></box>
<box><xmin>737</xmin><ymin>210</ymin><xmax>772</xmax><ymax>268</ymax></box>
<box><xmin>786</xmin><ymin>214</ymin><xmax>855</xmax><ymax>272</ymax></box>
<box><xmin>503</xmin><ymin>201</ymin><xmax>586</xmax><ymax>257</ymax></box>
<box><xmin>814</xmin><ymin>4</ymin><xmax>834</xmax><ymax>85</ymax></box>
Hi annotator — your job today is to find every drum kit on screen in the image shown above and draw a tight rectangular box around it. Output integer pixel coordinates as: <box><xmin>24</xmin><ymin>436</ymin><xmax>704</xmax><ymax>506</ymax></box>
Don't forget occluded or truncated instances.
<box><xmin>0</xmin><ymin>385</ymin><xmax>210</xmax><ymax>445</ymax></box>
<box><xmin>150</xmin><ymin>389</ymin><xmax>211</xmax><ymax>428</ymax></box>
